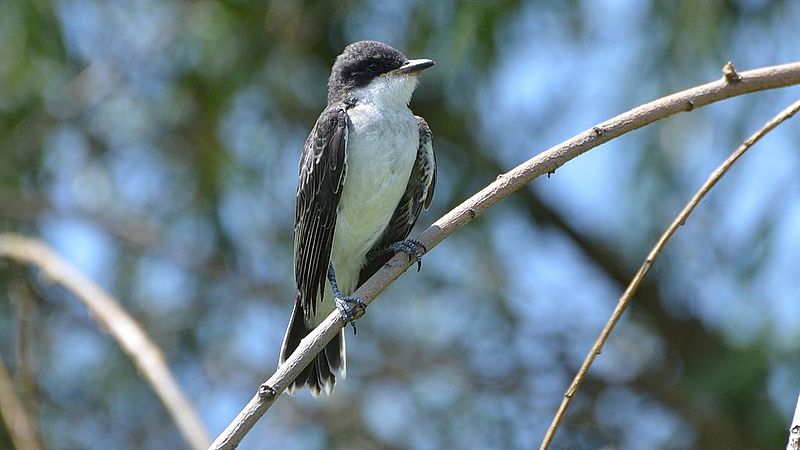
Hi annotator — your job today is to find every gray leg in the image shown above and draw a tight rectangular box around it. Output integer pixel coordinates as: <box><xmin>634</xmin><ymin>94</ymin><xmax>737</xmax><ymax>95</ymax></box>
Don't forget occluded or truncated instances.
<box><xmin>327</xmin><ymin>263</ymin><xmax>365</xmax><ymax>334</ymax></box>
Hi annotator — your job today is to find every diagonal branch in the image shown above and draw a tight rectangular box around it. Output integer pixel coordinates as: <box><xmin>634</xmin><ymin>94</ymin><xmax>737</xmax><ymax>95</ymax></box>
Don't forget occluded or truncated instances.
<box><xmin>0</xmin><ymin>356</ymin><xmax>42</xmax><ymax>450</ymax></box>
<box><xmin>210</xmin><ymin>61</ymin><xmax>800</xmax><ymax>449</ymax></box>
<box><xmin>0</xmin><ymin>234</ymin><xmax>211</xmax><ymax>450</ymax></box>
<box><xmin>539</xmin><ymin>97</ymin><xmax>800</xmax><ymax>449</ymax></box>
<box><xmin>787</xmin><ymin>391</ymin><xmax>800</xmax><ymax>450</ymax></box>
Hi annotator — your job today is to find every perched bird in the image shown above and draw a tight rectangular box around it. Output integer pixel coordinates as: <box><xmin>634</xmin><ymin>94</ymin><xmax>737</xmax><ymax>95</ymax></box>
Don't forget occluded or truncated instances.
<box><xmin>280</xmin><ymin>41</ymin><xmax>436</xmax><ymax>396</ymax></box>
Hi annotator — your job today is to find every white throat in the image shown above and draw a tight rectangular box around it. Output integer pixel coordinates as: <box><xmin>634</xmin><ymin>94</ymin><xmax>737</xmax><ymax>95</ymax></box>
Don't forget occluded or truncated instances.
<box><xmin>351</xmin><ymin>74</ymin><xmax>419</xmax><ymax>109</ymax></box>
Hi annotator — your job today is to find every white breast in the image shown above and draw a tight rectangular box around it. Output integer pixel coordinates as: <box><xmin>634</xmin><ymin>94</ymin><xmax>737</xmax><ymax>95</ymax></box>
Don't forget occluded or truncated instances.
<box><xmin>331</xmin><ymin>103</ymin><xmax>417</xmax><ymax>282</ymax></box>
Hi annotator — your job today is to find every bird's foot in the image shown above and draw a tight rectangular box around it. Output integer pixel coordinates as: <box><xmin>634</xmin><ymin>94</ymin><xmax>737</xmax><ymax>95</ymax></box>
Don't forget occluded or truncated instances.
<box><xmin>334</xmin><ymin>293</ymin><xmax>365</xmax><ymax>335</ymax></box>
<box><xmin>391</xmin><ymin>238</ymin><xmax>427</xmax><ymax>271</ymax></box>
<box><xmin>328</xmin><ymin>263</ymin><xmax>366</xmax><ymax>334</ymax></box>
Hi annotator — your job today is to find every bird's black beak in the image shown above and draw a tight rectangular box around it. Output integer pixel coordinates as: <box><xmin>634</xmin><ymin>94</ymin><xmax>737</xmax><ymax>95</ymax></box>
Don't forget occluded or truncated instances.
<box><xmin>390</xmin><ymin>58</ymin><xmax>435</xmax><ymax>75</ymax></box>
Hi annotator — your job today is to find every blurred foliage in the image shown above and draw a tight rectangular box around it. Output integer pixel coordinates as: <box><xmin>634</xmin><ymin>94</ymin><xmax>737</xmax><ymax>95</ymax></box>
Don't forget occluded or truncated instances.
<box><xmin>2</xmin><ymin>0</ymin><xmax>800</xmax><ymax>449</ymax></box>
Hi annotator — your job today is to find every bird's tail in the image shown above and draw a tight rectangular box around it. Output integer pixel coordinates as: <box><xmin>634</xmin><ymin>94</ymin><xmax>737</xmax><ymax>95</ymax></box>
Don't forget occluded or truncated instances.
<box><xmin>279</xmin><ymin>299</ymin><xmax>345</xmax><ymax>396</ymax></box>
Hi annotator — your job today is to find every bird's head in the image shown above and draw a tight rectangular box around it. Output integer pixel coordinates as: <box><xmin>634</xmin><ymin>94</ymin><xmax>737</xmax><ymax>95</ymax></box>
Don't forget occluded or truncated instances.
<box><xmin>327</xmin><ymin>40</ymin><xmax>435</xmax><ymax>107</ymax></box>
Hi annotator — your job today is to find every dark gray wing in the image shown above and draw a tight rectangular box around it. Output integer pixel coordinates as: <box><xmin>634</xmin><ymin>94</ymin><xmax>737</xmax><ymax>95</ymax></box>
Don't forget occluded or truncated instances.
<box><xmin>294</xmin><ymin>105</ymin><xmax>349</xmax><ymax>322</ymax></box>
<box><xmin>358</xmin><ymin>116</ymin><xmax>436</xmax><ymax>285</ymax></box>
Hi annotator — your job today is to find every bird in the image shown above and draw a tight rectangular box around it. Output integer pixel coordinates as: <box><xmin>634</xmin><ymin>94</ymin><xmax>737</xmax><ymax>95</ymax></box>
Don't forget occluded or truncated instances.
<box><xmin>279</xmin><ymin>40</ymin><xmax>436</xmax><ymax>396</ymax></box>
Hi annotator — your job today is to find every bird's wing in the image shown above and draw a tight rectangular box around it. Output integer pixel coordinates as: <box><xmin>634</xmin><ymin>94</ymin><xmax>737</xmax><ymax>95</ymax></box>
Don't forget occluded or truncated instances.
<box><xmin>358</xmin><ymin>116</ymin><xmax>436</xmax><ymax>285</ymax></box>
<box><xmin>294</xmin><ymin>105</ymin><xmax>349</xmax><ymax>322</ymax></box>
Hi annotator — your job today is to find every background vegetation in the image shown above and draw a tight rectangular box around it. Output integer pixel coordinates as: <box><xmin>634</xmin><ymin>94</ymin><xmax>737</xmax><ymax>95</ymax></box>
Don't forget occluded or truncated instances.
<box><xmin>1</xmin><ymin>0</ymin><xmax>799</xmax><ymax>448</ymax></box>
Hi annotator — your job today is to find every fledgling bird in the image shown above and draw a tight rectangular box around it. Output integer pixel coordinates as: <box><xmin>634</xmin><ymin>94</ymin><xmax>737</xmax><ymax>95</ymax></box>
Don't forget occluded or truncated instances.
<box><xmin>279</xmin><ymin>41</ymin><xmax>436</xmax><ymax>396</ymax></box>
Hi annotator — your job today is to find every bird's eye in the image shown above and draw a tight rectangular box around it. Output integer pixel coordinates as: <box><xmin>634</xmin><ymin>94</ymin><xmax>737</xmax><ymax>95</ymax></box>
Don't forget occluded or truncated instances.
<box><xmin>367</xmin><ymin>62</ymin><xmax>382</xmax><ymax>74</ymax></box>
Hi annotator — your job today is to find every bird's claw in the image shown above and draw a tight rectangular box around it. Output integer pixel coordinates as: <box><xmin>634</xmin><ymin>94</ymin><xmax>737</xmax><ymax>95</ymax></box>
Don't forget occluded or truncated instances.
<box><xmin>334</xmin><ymin>294</ymin><xmax>366</xmax><ymax>335</ymax></box>
<box><xmin>328</xmin><ymin>263</ymin><xmax>366</xmax><ymax>334</ymax></box>
<box><xmin>391</xmin><ymin>238</ymin><xmax>427</xmax><ymax>271</ymax></box>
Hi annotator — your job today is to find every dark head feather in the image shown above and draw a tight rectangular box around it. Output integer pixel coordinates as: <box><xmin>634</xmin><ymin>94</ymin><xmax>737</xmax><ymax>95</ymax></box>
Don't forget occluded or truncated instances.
<box><xmin>327</xmin><ymin>41</ymin><xmax>408</xmax><ymax>103</ymax></box>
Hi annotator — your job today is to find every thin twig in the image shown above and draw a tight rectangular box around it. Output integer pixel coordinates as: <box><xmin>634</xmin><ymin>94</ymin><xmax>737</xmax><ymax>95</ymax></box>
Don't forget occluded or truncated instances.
<box><xmin>788</xmin><ymin>391</ymin><xmax>800</xmax><ymax>450</ymax></box>
<box><xmin>210</xmin><ymin>61</ymin><xmax>800</xmax><ymax>449</ymax></box>
<box><xmin>539</xmin><ymin>97</ymin><xmax>800</xmax><ymax>449</ymax></box>
<box><xmin>0</xmin><ymin>356</ymin><xmax>42</xmax><ymax>450</ymax></box>
<box><xmin>0</xmin><ymin>234</ymin><xmax>211</xmax><ymax>450</ymax></box>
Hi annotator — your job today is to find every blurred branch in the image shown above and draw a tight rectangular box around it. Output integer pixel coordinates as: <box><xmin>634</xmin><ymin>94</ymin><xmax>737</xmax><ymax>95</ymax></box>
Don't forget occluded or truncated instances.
<box><xmin>0</xmin><ymin>356</ymin><xmax>42</xmax><ymax>450</ymax></box>
<box><xmin>211</xmin><ymin>61</ymin><xmax>800</xmax><ymax>449</ymax></box>
<box><xmin>788</xmin><ymin>391</ymin><xmax>800</xmax><ymax>450</ymax></box>
<box><xmin>0</xmin><ymin>234</ymin><xmax>211</xmax><ymax>450</ymax></box>
<box><xmin>540</xmin><ymin>97</ymin><xmax>800</xmax><ymax>450</ymax></box>
<box><xmin>10</xmin><ymin>279</ymin><xmax>39</xmax><ymax>427</ymax></box>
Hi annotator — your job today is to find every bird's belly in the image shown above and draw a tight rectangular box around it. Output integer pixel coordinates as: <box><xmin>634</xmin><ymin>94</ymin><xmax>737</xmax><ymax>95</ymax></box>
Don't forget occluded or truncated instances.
<box><xmin>328</xmin><ymin>107</ymin><xmax>418</xmax><ymax>296</ymax></box>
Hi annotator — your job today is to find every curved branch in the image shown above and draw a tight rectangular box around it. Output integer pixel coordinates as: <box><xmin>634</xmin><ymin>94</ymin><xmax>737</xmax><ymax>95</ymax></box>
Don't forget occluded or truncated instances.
<box><xmin>0</xmin><ymin>234</ymin><xmax>210</xmax><ymax>450</ymax></box>
<box><xmin>211</xmin><ymin>60</ymin><xmax>800</xmax><ymax>449</ymax></box>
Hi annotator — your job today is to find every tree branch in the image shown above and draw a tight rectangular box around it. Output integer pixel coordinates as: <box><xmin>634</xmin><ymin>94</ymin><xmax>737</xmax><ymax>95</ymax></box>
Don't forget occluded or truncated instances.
<box><xmin>788</xmin><ymin>391</ymin><xmax>800</xmax><ymax>450</ymax></box>
<box><xmin>210</xmin><ymin>61</ymin><xmax>800</xmax><ymax>449</ymax></box>
<box><xmin>0</xmin><ymin>234</ymin><xmax>211</xmax><ymax>450</ymax></box>
<box><xmin>539</xmin><ymin>96</ymin><xmax>800</xmax><ymax>449</ymax></box>
<box><xmin>0</xmin><ymin>356</ymin><xmax>42</xmax><ymax>450</ymax></box>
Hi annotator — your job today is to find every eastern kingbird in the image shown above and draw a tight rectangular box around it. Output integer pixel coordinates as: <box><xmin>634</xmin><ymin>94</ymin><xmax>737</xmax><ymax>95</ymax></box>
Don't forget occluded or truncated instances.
<box><xmin>279</xmin><ymin>41</ymin><xmax>436</xmax><ymax>396</ymax></box>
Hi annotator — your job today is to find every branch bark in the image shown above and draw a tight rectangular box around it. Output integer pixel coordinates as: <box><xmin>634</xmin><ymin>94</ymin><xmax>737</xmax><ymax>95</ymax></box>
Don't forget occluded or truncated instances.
<box><xmin>539</xmin><ymin>97</ymin><xmax>800</xmax><ymax>449</ymax></box>
<box><xmin>210</xmin><ymin>61</ymin><xmax>800</xmax><ymax>449</ymax></box>
<box><xmin>788</xmin><ymin>391</ymin><xmax>800</xmax><ymax>450</ymax></box>
<box><xmin>0</xmin><ymin>234</ymin><xmax>210</xmax><ymax>450</ymax></box>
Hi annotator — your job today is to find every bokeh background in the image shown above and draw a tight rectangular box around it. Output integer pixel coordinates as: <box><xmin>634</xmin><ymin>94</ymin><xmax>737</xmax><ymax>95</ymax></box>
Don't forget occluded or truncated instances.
<box><xmin>2</xmin><ymin>1</ymin><xmax>800</xmax><ymax>449</ymax></box>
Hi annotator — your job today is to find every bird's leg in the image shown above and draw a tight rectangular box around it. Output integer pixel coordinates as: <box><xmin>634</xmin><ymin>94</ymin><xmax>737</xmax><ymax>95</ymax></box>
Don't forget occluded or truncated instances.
<box><xmin>327</xmin><ymin>263</ymin><xmax>365</xmax><ymax>334</ymax></box>
<box><xmin>391</xmin><ymin>238</ymin><xmax>427</xmax><ymax>272</ymax></box>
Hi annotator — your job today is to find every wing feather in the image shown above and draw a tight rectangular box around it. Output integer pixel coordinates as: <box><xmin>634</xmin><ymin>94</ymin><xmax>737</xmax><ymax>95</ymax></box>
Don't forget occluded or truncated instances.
<box><xmin>294</xmin><ymin>105</ymin><xmax>349</xmax><ymax>322</ymax></box>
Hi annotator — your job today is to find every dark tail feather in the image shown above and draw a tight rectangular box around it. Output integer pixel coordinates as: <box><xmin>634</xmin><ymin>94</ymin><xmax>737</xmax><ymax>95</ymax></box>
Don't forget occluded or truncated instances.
<box><xmin>280</xmin><ymin>300</ymin><xmax>346</xmax><ymax>396</ymax></box>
